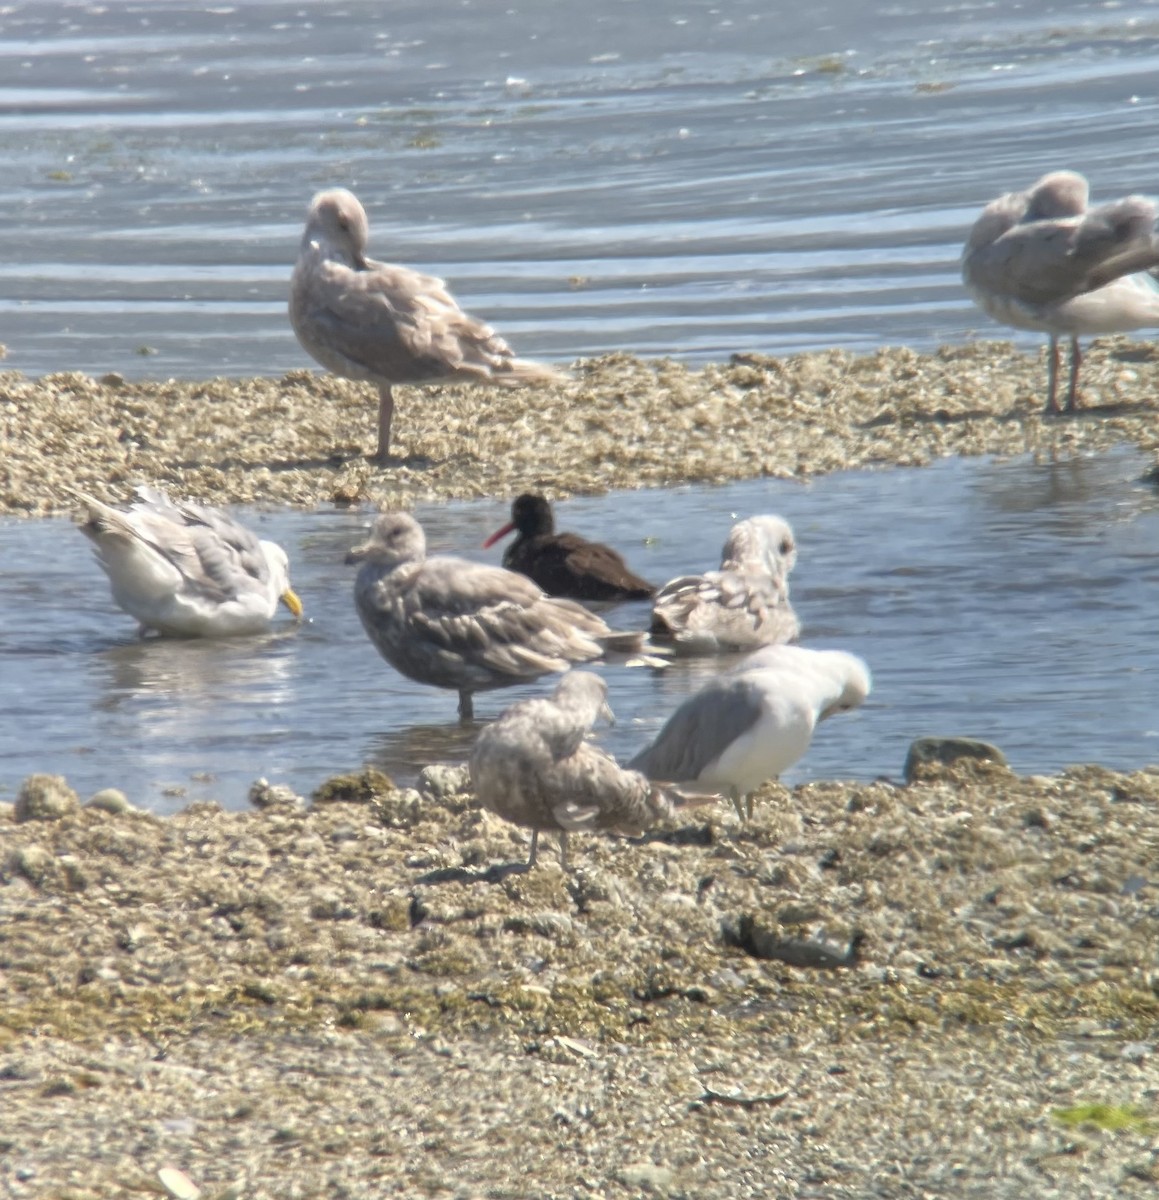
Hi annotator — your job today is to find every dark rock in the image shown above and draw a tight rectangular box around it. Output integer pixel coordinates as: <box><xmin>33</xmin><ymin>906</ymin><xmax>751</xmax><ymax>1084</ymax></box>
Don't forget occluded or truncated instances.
<box><xmin>903</xmin><ymin>736</ymin><xmax>1007</xmax><ymax>783</ymax></box>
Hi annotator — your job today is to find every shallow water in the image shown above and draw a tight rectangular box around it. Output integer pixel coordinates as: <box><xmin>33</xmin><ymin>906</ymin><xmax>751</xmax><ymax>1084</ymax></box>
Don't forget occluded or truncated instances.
<box><xmin>2</xmin><ymin>448</ymin><xmax>1158</xmax><ymax>813</ymax></box>
<box><xmin>2</xmin><ymin>0</ymin><xmax>1159</xmax><ymax>377</ymax></box>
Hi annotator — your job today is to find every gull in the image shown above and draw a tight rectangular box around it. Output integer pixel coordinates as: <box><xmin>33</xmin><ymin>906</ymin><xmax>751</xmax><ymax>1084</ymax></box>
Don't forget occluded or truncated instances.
<box><xmin>346</xmin><ymin>511</ymin><xmax>645</xmax><ymax>720</ymax></box>
<box><xmin>629</xmin><ymin>644</ymin><xmax>871</xmax><ymax>819</ymax></box>
<box><xmin>961</xmin><ymin>169</ymin><xmax>1159</xmax><ymax>414</ymax></box>
<box><xmin>483</xmin><ymin>493</ymin><xmax>655</xmax><ymax>602</ymax></box>
<box><xmin>70</xmin><ymin>485</ymin><xmax>303</xmax><ymax>637</ymax></box>
<box><xmin>649</xmin><ymin>514</ymin><xmax>799</xmax><ymax>654</ymax></box>
<box><xmin>289</xmin><ymin>187</ymin><xmax>568</xmax><ymax>462</ymax></box>
<box><xmin>470</xmin><ymin>671</ymin><xmax>715</xmax><ymax>870</ymax></box>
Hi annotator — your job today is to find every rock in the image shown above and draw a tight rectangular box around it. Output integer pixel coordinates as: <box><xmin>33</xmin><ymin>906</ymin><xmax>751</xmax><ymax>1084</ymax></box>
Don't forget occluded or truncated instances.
<box><xmin>14</xmin><ymin>774</ymin><xmax>80</xmax><ymax>823</ymax></box>
<box><xmin>312</xmin><ymin>768</ymin><xmax>394</xmax><ymax>806</ymax></box>
<box><xmin>85</xmin><ymin>788</ymin><xmax>136</xmax><ymax>815</ymax></box>
<box><xmin>618</xmin><ymin>1163</ymin><xmax>675</xmax><ymax>1193</ymax></box>
<box><xmin>375</xmin><ymin>788</ymin><xmax>425</xmax><ymax>829</ymax></box>
<box><xmin>903</xmin><ymin>736</ymin><xmax>1007</xmax><ymax>783</ymax></box>
<box><xmin>7</xmin><ymin>844</ymin><xmax>57</xmax><ymax>886</ymax></box>
<box><xmin>722</xmin><ymin>915</ymin><xmax>865</xmax><ymax>968</ymax></box>
<box><xmin>417</xmin><ymin>764</ymin><xmax>470</xmax><ymax>800</ymax></box>
<box><xmin>248</xmin><ymin>778</ymin><xmax>304</xmax><ymax>811</ymax></box>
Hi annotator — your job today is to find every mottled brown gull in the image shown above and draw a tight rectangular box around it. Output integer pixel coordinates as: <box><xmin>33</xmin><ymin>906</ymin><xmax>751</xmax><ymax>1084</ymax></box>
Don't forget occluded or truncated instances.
<box><xmin>289</xmin><ymin>187</ymin><xmax>568</xmax><ymax>462</ymax></box>
<box><xmin>70</xmin><ymin>485</ymin><xmax>303</xmax><ymax>637</ymax></box>
<box><xmin>470</xmin><ymin>671</ymin><xmax>715</xmax><ymax>870</ymax></box>
<box><xmin>346</xmin><ymin>512</ymin><xmax>643</xmax><ymax>720</ymax></box>
<box><xmin>649</xmin><ymin>514</ymin><xmax>799</xmax><ymax>654</ymax></box>
<box><xmin>630</xmin><ymin>644</ymin><xmax>870</xmax><ymax>819</ymax></box>
<box><xmin>962</xmin><ymin>169</ymin><xmax>1159</xmax><ymax>414</ymax></box>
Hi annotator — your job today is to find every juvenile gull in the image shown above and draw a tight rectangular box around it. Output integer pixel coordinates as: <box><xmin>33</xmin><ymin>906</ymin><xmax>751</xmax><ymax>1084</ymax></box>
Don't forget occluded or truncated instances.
<box><xmin>483</xmin><ymin>493</ymin><xmax>655</xmax><ymax>603</ymax></box>
<box><xmin>470</xmin><ymin>671</ymin><xmax>715</xmax><ymax>870</ymax></box>
<box><xmin>346</xmin><ymin>511</ymin><xmax>643</xmax><ymax>720</ymax></box>
<box><xmin>71</xmin><ymin>486</ymin><xmax>303</xmax><ymax>637</ymax></box>
<box><xmin>630</xmin><ymin>644</ymin><xmax>871</xmax><ymax>819</ymax></box>
<box><xmin>649</xmin><ymin>514</ymin><xmax>799</xmax><ymax>654</ymax></box>
<box><xmin>289</xmin><ymin>187</ymin><xmax>568</xmax><ymax>462</ymax></box>
<box><xmin>962</xmin><ymin>169</ymin><xmax>1159</xmax><ymax>414</ymax></box>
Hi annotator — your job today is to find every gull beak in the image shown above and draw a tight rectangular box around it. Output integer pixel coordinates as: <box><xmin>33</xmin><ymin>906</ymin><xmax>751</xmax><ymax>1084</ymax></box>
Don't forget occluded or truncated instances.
<box><xmin>600</xmin><ymin>699</ymin><xmax>616</xmax><ymax>728</ymax></box>
<box><xmin>344</xmin><ymin>543</ymin><xmax>371</xmax><ymax>566</ymax></box>
<box><xmin>281</xmin><ymin>588</ymin><xmax>304</xmax><ymax>619</ymax></box>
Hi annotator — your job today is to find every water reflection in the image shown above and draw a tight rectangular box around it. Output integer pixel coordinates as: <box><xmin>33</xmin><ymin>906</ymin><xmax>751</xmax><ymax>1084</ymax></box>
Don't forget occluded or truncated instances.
<box><xmin>91</xmin><ymin>632</ymin><xmax>298</xmax><ymax>709</ymax></box>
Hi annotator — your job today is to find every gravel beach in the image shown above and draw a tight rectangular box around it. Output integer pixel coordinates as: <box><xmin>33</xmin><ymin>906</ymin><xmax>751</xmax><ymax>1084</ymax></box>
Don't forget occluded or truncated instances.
<box><xmin>3</xmin><ymin>341</ymin><xmax>1159</xmax><ymax>1198</ymax></box>
<box><xmin>2</xmin><ymin>761</ymin><xmax>1158</xmax><ymax>1199</ymax></box>
<box><xmin>4</xmin><ymin>340</ymin><xmax>1159</xmax><ymax>517</ymax></box>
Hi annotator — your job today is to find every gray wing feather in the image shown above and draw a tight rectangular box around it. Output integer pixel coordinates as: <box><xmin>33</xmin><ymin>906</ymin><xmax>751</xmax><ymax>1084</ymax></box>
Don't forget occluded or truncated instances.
<box><xmin>630</xmin><ymin>678</ymin><xmax>766</xmax><ymax>782</ymax></box>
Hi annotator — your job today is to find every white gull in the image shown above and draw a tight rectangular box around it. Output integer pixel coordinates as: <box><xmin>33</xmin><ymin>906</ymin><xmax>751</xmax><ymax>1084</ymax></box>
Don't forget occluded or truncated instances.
<box><xmin>71</xmin><ymin>486</ymin><xmax>303</xmax><ymax>637</ymax></box>
<box><xmin>629</xmin><ymin>644</ymin><xmax>871</xmax><ymax>819</ymax></box>
<box><xmin>962</xmin><ymin>169</ymin><xmax>1159</xmax><ymax>414</ymax></box>
<box><xmin>289</xmin><ymin>187</ymin><xmax>568</xmax><ymax>462</ymax></box>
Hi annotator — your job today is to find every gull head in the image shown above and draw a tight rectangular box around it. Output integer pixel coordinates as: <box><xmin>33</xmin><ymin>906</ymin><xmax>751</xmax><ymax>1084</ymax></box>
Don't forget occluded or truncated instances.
<box><xmin>260</xmin><ymin>539</ymin><xmax>304</xmax><ymax>619</ymax></box>
<box><xmin>817</xmin><ymin>651</ymin><xmax>872</xmax><ymax>721</ymax></box>
<box><xmin>551</xmin><ymin>670</ymin><xmax>615</xmax><ymax>728</ymax></box>
<box><xmin>303</xmin><ymin>187</ymin><xmax>371</xmax><ymax>263</ymax></box>
<box><xmin>345</xmin><ymin>511</ymin><xmax>426</xmax><ymax>569</ymax></box>
<box><xmin>721</xmin><ymin>514</ymin><xmax>797</xmax><ymax>579</ymax></box>
<box><xmin>1024</xmin><ymin>170</ymin><xmax>1089</xmax><ymax>221</ymax></box>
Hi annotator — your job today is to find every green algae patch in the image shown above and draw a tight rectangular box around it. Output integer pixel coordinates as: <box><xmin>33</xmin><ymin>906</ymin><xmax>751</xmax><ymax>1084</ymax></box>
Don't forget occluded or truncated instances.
<box><xmin>1053</xmin><ymin>1104</ymin><xmax>1158</xmax><ymax>1134</ymax></box>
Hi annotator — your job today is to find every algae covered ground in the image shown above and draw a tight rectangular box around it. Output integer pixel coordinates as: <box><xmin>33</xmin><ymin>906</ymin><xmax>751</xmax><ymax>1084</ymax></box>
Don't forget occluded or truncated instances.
<box><xmin>2</xmin><ymin>760</ymin><xmax>1158</xmax><ymax>1198</ymax></box>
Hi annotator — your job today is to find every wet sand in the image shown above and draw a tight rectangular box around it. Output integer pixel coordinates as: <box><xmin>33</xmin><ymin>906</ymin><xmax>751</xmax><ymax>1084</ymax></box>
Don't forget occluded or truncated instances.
<box><xmin>3</xmin><ymin>343</ymin><xmax>1159</xmax><ymax>1197</ymax></box>
<box><xmin>4</xmin><ymin>340</ymin><xmax>1159</xmax><ymax>518</ymax></box>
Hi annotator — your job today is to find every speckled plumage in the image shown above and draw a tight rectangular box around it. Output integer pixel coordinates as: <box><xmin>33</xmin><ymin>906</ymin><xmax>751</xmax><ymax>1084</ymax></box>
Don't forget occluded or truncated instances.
<box><xmin>290</xmin><ymin>188</ymin><xmax>567</xmax><ymax>460</ymax></box>
<box><xmin>470</xmin><ymin>672</ymin><xmax>705</xmax><ymax>868</ymax></box>
<box><xmin>962</xmin><ymin>170</ymin><xmax>1159</xmax><ymax>413</ymax></box>
<box><xmin>649</xmin><ymin>514</ymin><xmax>799</xmax><ymax>654</ymax></box>
<box><xmin>347</xmin><ymin>512</ymin><xmax>628</xmax><ymax>719</ymax></box>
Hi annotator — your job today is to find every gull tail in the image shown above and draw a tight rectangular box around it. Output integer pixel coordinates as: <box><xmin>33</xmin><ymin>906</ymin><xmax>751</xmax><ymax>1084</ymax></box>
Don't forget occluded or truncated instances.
<box><xmin>599</xmin><ymin>628</ymin><xmax>673</xmax><ymax>670</ymax></box>
<box><xmin>657</xmin><ymin>784</ymin><xmax>724</xmax><ymax>811</ymax></box>
<box><xmin>63</xmin><ymin>486</ymin><xmax>129</xmax><ymax>542</ymax></box>
<box><xmin>494</xmin><ymin>357</ymin><xmax>572</xmax><ymax>387</ymax></box>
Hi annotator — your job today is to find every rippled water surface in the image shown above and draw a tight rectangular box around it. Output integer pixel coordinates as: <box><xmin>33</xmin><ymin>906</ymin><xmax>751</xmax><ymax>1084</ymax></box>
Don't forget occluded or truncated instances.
<box><xmin>3</xmin><ymin>0</ymin><xmax>1159</xmax><ymax>376</ymax></box>
<box><xmin>2</xmin><ymin>449</ymin><xmax>1158</xmax><ymax>812</ymax></box>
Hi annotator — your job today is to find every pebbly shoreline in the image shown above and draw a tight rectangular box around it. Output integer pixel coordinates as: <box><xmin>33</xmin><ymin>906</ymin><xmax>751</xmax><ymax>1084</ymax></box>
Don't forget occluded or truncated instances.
<box><xmin>3</xmin><ymin>339</ymin><xmax>1159</xmax><ymax>518</ymax></box>
<box><xmin>3</xmin><ymin>341</ymin><xmax>1159</xmax><ymax>1197</ymax></box>
<box><xmin>2</xmin><ymin>760</ymin><xmax>1158</xmax><ymax>1197</ymax></box>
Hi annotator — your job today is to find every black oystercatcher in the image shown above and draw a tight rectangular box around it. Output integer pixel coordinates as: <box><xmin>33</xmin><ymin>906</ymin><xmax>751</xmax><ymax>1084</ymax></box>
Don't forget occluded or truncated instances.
<box><xmin>483</xmin><ymin>493</ymin><xmax>655</xmax><ymax>602</ymax></box>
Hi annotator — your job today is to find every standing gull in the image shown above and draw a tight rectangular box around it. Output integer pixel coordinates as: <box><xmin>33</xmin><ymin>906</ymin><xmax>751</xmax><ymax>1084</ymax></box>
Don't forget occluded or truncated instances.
<box><xmin>630</xmin><ymin>644</ymin><xmax>871</xmax><ymax>819</ymax></box>
<box><xmin>649</xmin><ymin>514</ymin><xmax>799</xmax><ymax>654</ymax></box>
<box><xmin>470</xmin><ymin>671</ymin><xmax>715</xmax><ymax>870</ymax></box>
<box><xmin>483</xmin><ymin>493</ymin><xmax>655</xmax><ymax>602</ymax></box>
<box><xmin>289</xmin><ymin>187</ymin><xmax>568</xmax><ymax>462</ymax></box>
<box><xmin>70</xmin><ymin>486</ymin><xmax>303</xmax><ymax>637</ymax></box>
<box><xmin>962</xmin><ymin>169</ymin><xmax>1159</xmax><ymax>414</ymax></box>
<box><xmin>346</xmin><ymin>511</ymin><xmax>643</xmax><ymax>720</ymax></box>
